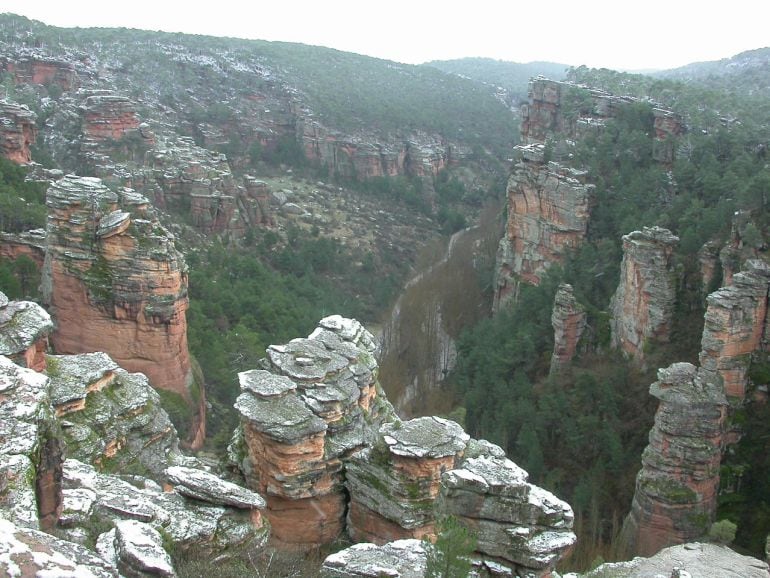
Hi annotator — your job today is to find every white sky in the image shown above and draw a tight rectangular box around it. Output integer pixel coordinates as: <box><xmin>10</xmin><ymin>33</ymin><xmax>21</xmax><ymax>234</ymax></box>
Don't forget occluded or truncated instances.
<box><xmin>2</xmin><ymin>0</ymin><xmax>768</xmax><ymax>71</ymax></box>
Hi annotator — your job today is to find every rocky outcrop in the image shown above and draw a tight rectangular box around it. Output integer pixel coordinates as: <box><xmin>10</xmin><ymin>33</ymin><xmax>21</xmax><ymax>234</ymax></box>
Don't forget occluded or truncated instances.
<box><xmin>80</xmin><ymin>93</ymin><xmax>147</xmax><ymax>143</ymax></box>
<box><xmin>621</xmin><ymin>363</ymin><xmax>728</xmax><ymax>558</ymax></box>
<box><xmin>699</xmin><ymin>260</ymin><xmax>770</xmax><ymax>401</ymax></box>
<box><xmin>42</xmin><ymin>175</ymin><xmax>196</xmax><ymax>407</ymax></box>
<box><xmin>0</xmin><ymin>99</ymin><xmax>37</xmax><ymax>164</ymax></box>
<box><xmin>329</xmin><ymin>438</ymin><xmax>575</xmax><ymax>578</ymax></box>
<box><xmin>440</xmin><ymin>451</ymin><xmax>576</xmax><ymax>577</ymax></box>
<box><xmin>0</xmin><ymin>356</ymin><xmax>62</xmax><ymax>531</ymax></box>
<box><xmin>298</xmin><ymin>119</ymin><xmax>451</xmax><ymax>180</ymax></box>
<box><xmin>321</xmin><ymin>539</ymin><xmax>427</xmax><ymax>577</ymax></box>
<box><xmin>521</xmin><ymin>78</ymin><xmax>684</xmax><ymax>153</ymax></box>
<box><xmin>0</xmin><ymin>291</ymin><xmax>53</xmax><ymax>371</ymax></box>
<box><xmin>1</xmin><ymin>351</ymin><xmax>269</xmax><ymax>574</ymax></box>
<box><xmin>2</xmin><ymin>55</ymin><xmax>77</xmax><ymax>91</ymax></box>
<box><xmin>494</xmin><ymin>144</ymin><xmax>594</xmax><ymax>308</ymax></box>
<box><xmin>61</xmin><ymin>458</ymin><xmax>269</xmax><ymax>559</ymax></box>
<box><xmin>0</xmin><ymin>229</ymin><xmax>47</xmax><ymax>268</ymax></box>
<box><xmin>610</xmin><ymin>227</ymin><xmax>679</xmax><ymax>363</ymax></box>
<box><xmin>47</xmin><ymin>352</ymin><xmax>183</xmax><ymax>477</ymax></box>
<box><xmin>550</xmin><ymin>283</ymin><xmax>586</xmax><ymax>374</ymax></box>
<box><xmin>0</xmin><ymin>517</ymin><xmax>117</xmax><ymax>577</ymax></box>
<box><xmin>231</xmin><ymin>315</ymin><xmax>394</xmax><ymax>546</ymax></box>
<box><xmin>580</xmin><ymin>542</ymin><xmax>770</xmax><ymax>578</ymax></box>
<box><xmin>346</xmin><ymin>416</ymin><xmax>469</xmax><ymax>544</ymax></box>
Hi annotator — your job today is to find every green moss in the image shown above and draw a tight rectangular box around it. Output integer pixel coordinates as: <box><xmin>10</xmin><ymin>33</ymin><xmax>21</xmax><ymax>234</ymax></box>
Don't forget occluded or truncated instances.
<box><xmin>641</xmin><ymin>478</ymin><xmax>697</xmax><ymax>504</ymax></box>
<box><xmin>82</xmin><ymin>256</ymin><xmax>114</xmax><ymax>303</ymax></box>
<box><xmin>45</xmin><ymin>356</ymin><xmax>61</xmax><ymax>378</ymax></box>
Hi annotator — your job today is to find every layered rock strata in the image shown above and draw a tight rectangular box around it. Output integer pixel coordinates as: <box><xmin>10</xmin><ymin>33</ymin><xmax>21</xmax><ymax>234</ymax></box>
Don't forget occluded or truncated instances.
<box><xmin>440</xmin><ymin>452</ymin><xmax>576</xmax><ymax>576</ymax></box>
<box><xmin>42</xmin><ymin>175</ymin><xmax>195</xmax><ymax>405</ymax></box>
<box><xmin>346</xmin><ymin>416</ymin><xmax>469</xmax><ymax>544</ymax></box>
<box><xmin>494</xmin><ymin>144</ymin><xmax>594</xmax><ymax>309</ymax></box>
<box><xmin>621</xmin><ymin>363</ymin><xmax>727</xmax><ymax>557</ymax></box>
<box><xmin>232</xmin><ymin>315</ymin><xmax>394</xmax><ymax>545</ymax></box>
<box><xmin>610</xmin><ymin>226</ymin><xmax>679</xmax><ymax>362</ymax></box>
<box><xmin>0</xmin><ymin>99</ymin><xmax>37</xmax><ymax>164</ymax></box>
<box><xmin>699</xmin><ymin>260</ymin><xmax>770</xmax><ymax>402</ymax></box>
<box><xmin>0</xmin><ymin>291</ymin><xmax>53</xmax><ymax>371</ymax></box>
<box><xmin>47</xmin><ymin>352</ymin><xmax>183</xmax><ymax>477</ymax></box>
<box><xmin>550</xmin><ymin>283</ymin><xmax>587</xmax><ymax>374</ymax></box>
<box><xmin>0</xmin><ymin>229</ymin><xmax>47</xmax><ymax>268</ymax></box>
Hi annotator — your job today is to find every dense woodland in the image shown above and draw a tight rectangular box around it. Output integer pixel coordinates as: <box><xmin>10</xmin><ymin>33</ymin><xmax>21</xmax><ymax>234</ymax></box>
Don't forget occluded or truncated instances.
<box><xmin>1</xmin><ymin>14</ymin><xmax>769</xmax><ymax>572</ymax></box>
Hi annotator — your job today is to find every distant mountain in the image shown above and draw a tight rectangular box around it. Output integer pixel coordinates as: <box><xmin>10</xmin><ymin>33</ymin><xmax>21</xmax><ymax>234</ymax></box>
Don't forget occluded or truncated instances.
<box><xmin>424</xmin><ymin>57</ymin><xmax>569</xmax><ymax>100</ymax></box>
<box><xmin>654</xmin><ymin>47</ymin><xmax>770</xmax><ymax>97</ymax></box>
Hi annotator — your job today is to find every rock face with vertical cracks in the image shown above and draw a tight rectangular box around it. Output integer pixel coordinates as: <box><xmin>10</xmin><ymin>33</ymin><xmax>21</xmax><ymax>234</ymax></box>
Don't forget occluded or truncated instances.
<box><xmin>42</xmin><ymin>175</ymin><xmax>195</xmax><ymax>406</ymax></box>
<box><xmin>699</xmin><ymin>260</ymin><xmax>770</xmax><ymax>402</ymax></box>
<box><xmin>610</xmin><ymin>226</ymin><xmax>679</xmax><ymax>363</ymax></box>
<box><xmin>231</xmin><ymin>315</ymin><xmax>394</xmax><ymax>546</ymax></box>
<box><xmin>550</xmin><ymin>283</ymin><xmax>586</xmax><ymax>374</ymax></box>
<box><xmin>493</xmin><ymin>144</ymin><xmax>594</xmax><ymax>309</ymax></box>
<box><xmin>0</xmin><ymin>356</ymin><xmax>62</xmax><ymax>531</ymax></box>
<box><xmin>0</xmin><ymin>100</ymin><xmax>37</xmax><ymax>164</ymax></box>
<box><xmin>621</xmin><ymin>363</ymin><xmax>727</xmax><ymax>557</ymax></box>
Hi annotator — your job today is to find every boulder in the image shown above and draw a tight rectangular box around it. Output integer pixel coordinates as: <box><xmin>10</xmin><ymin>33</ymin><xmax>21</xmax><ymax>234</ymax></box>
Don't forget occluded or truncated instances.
<box><xmin>0</xmin><ymin>517</ymin><xmax>117</xmax><ymax>577</ymax></box>
<box><xmin>321</xmin><ymin>539</ymin><xmax>427</xmax><ymax>577</ymax></box>
<box><xmin>0</xmin><ymin>292</ymin><xmax>53</xmax><ymax>371</ymax></box>
<box><xmin>165</xmin><ymin>465</ymin><xmax>266</xmax><ymax>509</ymax></box>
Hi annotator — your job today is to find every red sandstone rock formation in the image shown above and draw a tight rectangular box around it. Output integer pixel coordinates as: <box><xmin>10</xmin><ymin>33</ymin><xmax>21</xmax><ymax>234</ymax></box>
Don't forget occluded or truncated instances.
<box><xmin>232</xmin><ymin>316</ymin><xmax>393</xmax><ymax>546</ymax></box>
<box><xmin>550</xmin><ymin>283</ymin><xmax>587</xmax><ymax>374</ymax></box>
<box><xmin>0</xmin><ymin>100</ymin><xmax>37</xmax><ymax>164</ymax></box>
<box><xmin>699</xmin><ymin>260</ymin><xmax>770</xmax><ymax>401</ymax></box>
<box><xmin>610</xmin><ymin>226</ymin><xmax>679</xmax><ymax>363</ymax></box>
<box><xmin>493</xmin><ymin>144</ymin><xmax>594</xmax><ymax>309</ymax></box>
<box><xmin>2</xmin><ymin>56</ymin><xmax>77</xmax><ymax>91</ymax></box>
<box><xmin>0</xmin><ymin>230</ymin><xmax>46</xmax><ymax>268</ymax></box>
<box><xmin>621</xmin><ymin>363</ymin><xmax>727</xmax><ymax>557</ymax></box>
<box><xmin>42</xmin><ymin>175</ymin><xmax>195</xmax><ymax>408</ymax></box>
<box><xmin>79</xmin><ymin>93</ymin><xmax>145</xmax><ymax>143</ymax></box>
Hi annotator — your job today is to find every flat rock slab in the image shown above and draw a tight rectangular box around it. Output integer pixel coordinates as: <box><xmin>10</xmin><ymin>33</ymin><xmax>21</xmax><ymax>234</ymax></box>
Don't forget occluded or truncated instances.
<box><xmin>322</xmin><ymin>539</ymin><xmax>427</xmax><ymax>577</ymax></box>
<box><xmin>381</xmin><ymin>416</ymin><xmax>469</xmax><ymax>459</ymax></box>
<box><xmin>165</xmin><ymin>465</ymin><xmax>266</xmax><ymax>509</ymax></box>
<box><xmin>580</xmin><ymin>542</ymin><xmax>770</xmax><ymax>578</ymax></box>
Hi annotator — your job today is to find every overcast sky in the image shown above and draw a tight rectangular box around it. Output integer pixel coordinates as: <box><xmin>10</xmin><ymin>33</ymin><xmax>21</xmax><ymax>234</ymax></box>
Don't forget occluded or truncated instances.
<box><xmin>2</xmin><ymin>0</ymin><xmax>768</xmax><ymax>71</ymax></box>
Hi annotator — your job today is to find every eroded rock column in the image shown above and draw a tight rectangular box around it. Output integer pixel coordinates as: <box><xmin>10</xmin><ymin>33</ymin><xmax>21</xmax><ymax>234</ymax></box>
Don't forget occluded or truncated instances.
<box><xmin>550</xmin><ymin>283</ymin><xmax>586</xmax><ymax>374</ymax></box>
<box><xmin>621</xmin><ymin>363</ymin><xmax>727</xmax><ymax>557</ymax></box>
<box><xmin>610</xmin><ymin>226</ymin><xmax>679</xmax><ymax>362</ymax></box>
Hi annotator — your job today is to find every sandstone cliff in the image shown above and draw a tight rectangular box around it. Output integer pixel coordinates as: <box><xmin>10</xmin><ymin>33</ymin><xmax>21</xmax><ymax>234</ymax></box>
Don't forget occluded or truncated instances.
<box><xmin>41</xmin><ymin>175</ymin><xmax>196</xmax><ymax>409</ymax></box>
<box><xmin>610</xmin><ymin>226</ymin><xmax>679</xmax><ymax>363</ymax></box>
<box><xmin>1</xmin><ymin>53</ymin><xmax>77</xmax><ymax>91</ymax></box>
<box><xmin>494</xmin><ymin>144</ymin><xmax>594</xmax><ymax>309</ymax></box>
<box><xmin>621</xmin><ymin>363</ymin><xmax>727</xmax><ymax>557</ymax></box>
<box><xmin>0</xmin><ymin>99</ymin><xmax>37</xmax><ymax>164</ymax></box>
